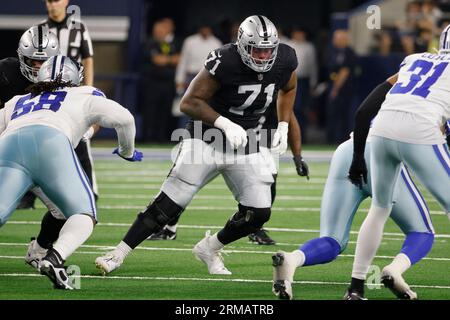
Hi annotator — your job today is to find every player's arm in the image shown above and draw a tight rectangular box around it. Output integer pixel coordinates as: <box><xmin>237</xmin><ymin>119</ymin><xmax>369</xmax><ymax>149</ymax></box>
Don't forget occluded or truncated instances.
<box><xmin>277</xmin><ymin>71</ymin><xmax>297</xmax><ymax>123</ymax></box>
<box><xmin>272</xmin><ymin>71</ymin><xmax>297</xmax><ymax>154</ymax></box>
<box><xmin>82</xmin><ymin>57</ymin><xmax>94</xmax><ymax>86</ymax></box>
<box><xmin>348</xmin><ymin>73</ymin><xmax>398</xmax><ymax>188</ymax></box>
<box><xmin>288</xmin><ymin>112</ymin><xmax>309</xmax><ymax>179</ymax></box>
<box><xmin>179</xmin><ymin>68</ymin><xmax>221</xmax><ymax>124</ymax></box>
<box><xmin>87</xmin><ymin>96</ymin><xmax>137</xmax><ymax>159</ymax></box>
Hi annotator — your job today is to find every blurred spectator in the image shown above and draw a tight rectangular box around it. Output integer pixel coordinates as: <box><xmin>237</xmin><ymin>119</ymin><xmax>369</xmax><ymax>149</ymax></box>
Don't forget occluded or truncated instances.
<box><xmin>174</xmin><ymin>24</ymin><xmax>222</xmax><ymax>128</ymax></box>
<box><xmin>139</xmin><ymin>18</ymin><xmax>181</xmax><ymax>142</ymax></box>
<box><xmin>288</xmin><ymin>26</ymin><xmax>318</xmax><ymax>143</ymax></box>
<box><xmin>422</xmin><ymin>0</ymin><xmax>443</xmax><ymax>30</ymax></box>
<box><xmin>326</xmin><ymin>29</ymin><xmax>357</xmax><ymax>144</ymax></box>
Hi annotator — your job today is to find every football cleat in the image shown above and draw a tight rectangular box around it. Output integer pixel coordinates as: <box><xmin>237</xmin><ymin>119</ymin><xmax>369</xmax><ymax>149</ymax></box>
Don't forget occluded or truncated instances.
<box><xmin>381</xmin><ymin>265</ymin><xmax>418</xmax><ymax>300</ymax></box>
<box><xmin>193</xmin><ymin>231</ymin><xmax>231</xmax><ymax>275</ymax></box>
<box><xmin>95</xmin><ymin>251</ymin><xmax>124</xmax><ymax>276</ymax></box>
<box><xmin>249</xmin><ymin>229</ymin><xmax>276</xmax><ymax>245</ymax></box>
<box><xmin>343</xmin><ymin>289</ymin><xmax>367</xmax><ymax>300</ymax></box>
<box><xmin>40</xmin><ymin>248</ymin><xmax>73</xmax><ymax>290</ymax></box>
<box><xmin>146</xmin><ymin>228</ymin><xmax>177</xmax><ymax>240</ymax></box>
<box><xmin>25</xmin><ymin>237</ymin><xmax>48</xmax><ymax>271</ymax></box>
<box><xmin>272</xmin><ymin>251</ymin><xmax>297</xmax><ymax>300</ymax></box>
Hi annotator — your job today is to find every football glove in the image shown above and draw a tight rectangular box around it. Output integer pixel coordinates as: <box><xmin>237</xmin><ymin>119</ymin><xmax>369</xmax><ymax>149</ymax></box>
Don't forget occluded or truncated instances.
<box><xmin>214</xmin><ymin>116</ymin><xmax>248</xmax><ymax>150</ymax></box>
<box><xmin>348</xmin><ymin>154</ymin><xmax>367</xmax><ymax>189</ymax></box>
<box><xmin>271</xmin><ymin>122</ymin><xmax>289</xmax><ymax>155</ymax></box>
<box><xmin>113</xmin><ymin>148</ymin><xmax>143</xmax><ymax>162</ymax></box>
<box><xmin>293</xmin><ymin>155</ymin><xmax>310</xmax><ymax>180</ymax></box>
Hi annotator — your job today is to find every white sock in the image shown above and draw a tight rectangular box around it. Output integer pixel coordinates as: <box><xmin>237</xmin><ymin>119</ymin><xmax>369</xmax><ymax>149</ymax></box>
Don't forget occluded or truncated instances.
<box><xmin>53</xmin><ymin>214</ymin><xmax>94</xmax><ymax>260</ymax></box>
<box><xmin>386</xmin><ymin>253</ymin><xmax>411</xmax><ymax>274</ymax></box>
<box><xmin>114</xmin><ymin>241</ymin><xmax>133</xmax><ymax>260</ymax></box>
<box><xmin>34</xmin><ymin>240</ymin><xmax>47</xmax><ymax>252</ymax></box>
<box><xmin>294</xmin><ymin>250</ymin><xmax>306</xmax><ymax>268</ymax></box>
<box><xmin>352</xmin><ymin>205</ymin><xmax>391</xmax><ymax>280</ymax></box>
<box><xmin>209</xmin><ymin>233</ymin><xmax>224</xmax><ymax>251</ymax></box>
<box><xmin>166</xmin><ymin>224</ymin><xmax>178</xmax><ymax>233</ymax></box>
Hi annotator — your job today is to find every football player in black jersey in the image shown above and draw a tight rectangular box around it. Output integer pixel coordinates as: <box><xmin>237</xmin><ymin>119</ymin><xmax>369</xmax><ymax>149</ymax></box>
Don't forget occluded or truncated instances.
<box><xmin>0</xmin><ymin>25</ymin><xmax>59</xmax><ymax>210</ymax></box>
<box><xmin>147</xmin><ymin>108</ymin><xmax>309</xmax><ymax>244</ymax></box>
<box><xmin>95</xmin><ymin>15</ymin><xmax>307</xmax><ymax>275</ymax></box>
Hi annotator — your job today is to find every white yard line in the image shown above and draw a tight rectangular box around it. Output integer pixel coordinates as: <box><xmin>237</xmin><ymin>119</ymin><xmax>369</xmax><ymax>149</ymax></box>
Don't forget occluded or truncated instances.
<box><xmin>0</xmin><ymin>243</ymin><xmax>449</xmax><ymax>261</ymax></box>
<box><xmin>7</xmin><ymin>221</ymin><xmax>450</xmax><ymax>238</ymax></box>
<box><xmin>0</xmin><ymin>272</ymin><xmax>448</xmax><ymax>289</ymax></box>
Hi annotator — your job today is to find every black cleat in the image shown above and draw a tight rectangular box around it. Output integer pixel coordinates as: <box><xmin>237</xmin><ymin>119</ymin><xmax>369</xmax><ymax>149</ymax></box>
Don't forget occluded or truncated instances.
<box><xmin>40</xmin><ymin>248</ymin><xmax>74</xmax><ymax>290</ymax></box>
<box><xmin>249</xmin><ymin>229</ymin><xmax>276</xmax><ymax>245</ymax></box>
<box><xmin>146</xmin><ymin>228</ymin><xmax>177</xmax><ymax>240</ymax></box>
<box><xmin>343</xmin><ymin>289</ymin><xmax>367</xmax><ymax>300</ymax></box>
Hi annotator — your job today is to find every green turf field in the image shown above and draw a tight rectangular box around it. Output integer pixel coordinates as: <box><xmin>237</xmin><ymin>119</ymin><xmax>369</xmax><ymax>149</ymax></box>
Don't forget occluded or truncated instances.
<box><xmin>0</xmin><ymin>154</ymin><xmax>449</xmax><ymax>300</ymax></box>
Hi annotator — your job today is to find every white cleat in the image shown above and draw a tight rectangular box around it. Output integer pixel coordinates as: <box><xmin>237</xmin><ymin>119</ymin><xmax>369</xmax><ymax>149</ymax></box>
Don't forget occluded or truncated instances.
<box><xmin>193</xmin><ymin>232</ymin><xmax>232</xmax><ymax>275</ymax></box>
<box><xmin>95</xmin><ymin>252</ymin><xmax>124</xmax><ymax>276</ymax></box>
<box><xmin>25</xmin><ymin>238</ymin><xmax>48</xmax><ymax>272</ymax></box>
<box><xmin>271</xmin><ymin>251</ymin><xmax>297</xmax><ymax>300</ymax></box>
<box><xmin>381</xmin><ymin>265</ymin><xmax>418</xmax><ymax>300</ymax></box>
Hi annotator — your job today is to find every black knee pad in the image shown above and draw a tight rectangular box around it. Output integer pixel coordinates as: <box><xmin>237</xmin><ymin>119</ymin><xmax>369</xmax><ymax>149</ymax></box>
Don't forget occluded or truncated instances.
<box><xmin>229</xmin><ymin>204</ymin><xmax>271</xmax><ymax>232</ymax></box>
<box><xmin>138</xmin><ymin>192</ymin><xmax>184</xmax><ymax>230</ymax></box>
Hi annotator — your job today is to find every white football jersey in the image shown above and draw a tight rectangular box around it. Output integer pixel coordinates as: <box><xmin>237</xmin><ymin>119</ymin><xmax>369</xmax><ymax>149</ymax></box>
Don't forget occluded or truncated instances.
<box><xmin>372</xmin><ymin>52</ymin><xmax>450</xmax><ymax>144</ymax></box>
<box><xmin>0</xmin><ymin>86</ymin><xmax>136</xmax><ymax>157</ymax></box>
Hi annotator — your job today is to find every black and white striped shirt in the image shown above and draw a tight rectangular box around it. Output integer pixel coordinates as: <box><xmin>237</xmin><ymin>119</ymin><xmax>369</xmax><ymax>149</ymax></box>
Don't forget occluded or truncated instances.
<box><xmin>39</xmin><ymin>14</ymin><xmax>93</xmax><ymax>63</ymax></box>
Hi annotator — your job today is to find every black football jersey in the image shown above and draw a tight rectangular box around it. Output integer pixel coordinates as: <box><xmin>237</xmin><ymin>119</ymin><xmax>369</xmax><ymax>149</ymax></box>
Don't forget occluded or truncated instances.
<box><xmin>204</xmin><ymin>43</ymin><xmax>298</xmax><ymax>130</ymax></box>
<box><xmin>0</xmin><ymin>57</ymin><xmax>32</xmax><ymax>108</ymax></box>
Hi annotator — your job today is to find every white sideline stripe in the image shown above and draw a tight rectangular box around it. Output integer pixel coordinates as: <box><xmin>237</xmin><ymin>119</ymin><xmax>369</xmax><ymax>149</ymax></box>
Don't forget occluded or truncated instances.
<box><xmin>33</xmin><ymin>204</ymin><xmax>447</xmax><ymax>216</ymax></box>
<box><xmin>97</xmin><ymin>185</ymin><xmax>325</xmax><ymax>191</ymax></box>
<box><xmin>0</xmin><ymin>243</ymin><xmax>449</xmax><ymax>261</ymax></box>
<box><xmin>97</xmin><ymin>194</ymin><xmax>324</xmax><ymax>201</ymax></box>
<box><xmin>0</xmin><ymin>273</ymin><xmax>449</xmax><ymax>289</ymax></box>
<box><xmin>97</xmin><ymin>176</ymin><xmax>328</xmax><ymax>184</ymax></box>
<box><xmin>80</xmin><ymin>193</ymin><xmax>442</xmax><ymax>204</ymax></box>
<box><xmin>6</xmin><ymin>221</ymin><xmax>450</xmax><ymax>238</ymax></box>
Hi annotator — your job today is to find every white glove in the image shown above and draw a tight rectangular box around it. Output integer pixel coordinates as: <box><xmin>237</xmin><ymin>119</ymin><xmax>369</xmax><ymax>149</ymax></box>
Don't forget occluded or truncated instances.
<box><xmin>214</xmin><ymin>116</ymin><xmax>248</xmax><ymax>150</ymax></box>
<box><xmin>271</xmin><ymin>121</ymin><xmax>289</xmax><ymax>155</ymax></box>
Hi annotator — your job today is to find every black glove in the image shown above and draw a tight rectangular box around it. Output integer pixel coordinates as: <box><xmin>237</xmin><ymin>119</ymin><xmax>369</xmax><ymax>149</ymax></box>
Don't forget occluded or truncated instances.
<box><xmin>293</xmin><ymin>155</ymin><xmax>309</xmax><ymax>180</ymax></box>
<box><xmin>348</xmin><ymin>154</ymin><xmax>367</xmax><ymax>189</ymax></box>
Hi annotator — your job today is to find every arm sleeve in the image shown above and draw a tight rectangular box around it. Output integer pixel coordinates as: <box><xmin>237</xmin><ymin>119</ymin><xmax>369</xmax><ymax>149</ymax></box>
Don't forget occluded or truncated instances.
<box><xmin>204</xmin><ymin>48</ymin><xmax>227</xmax><ymax>82</ymax></box>
<box><xmin>353</xmin><ymin>81</ymin><xmax>393</xmax><ymax>159</ymax></box>
<box><xmin>87</xmin><ymin>96</ymin><xmax>136</xmax><ymax>157</ymax></box>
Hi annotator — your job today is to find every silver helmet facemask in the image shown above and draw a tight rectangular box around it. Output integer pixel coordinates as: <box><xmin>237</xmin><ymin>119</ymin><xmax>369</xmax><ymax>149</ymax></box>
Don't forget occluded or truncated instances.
<box><xmin>17</xmin><ymin>25</ymin><xmax>60</xmax><ymax>83</ymax></box>
<box><xmin>237</xmin><ymin>15</ymin><xmax>279</xmax><ymax>73</ymax></box>
<box><xmin>38</xmin><ymin>55</ymin><xmax>84</xmax><ymax>85</ymax></box>
<box><xmin>439</xmin><ymin>24</ymin><xmax>450</xmax><ymax>54</ymax></box>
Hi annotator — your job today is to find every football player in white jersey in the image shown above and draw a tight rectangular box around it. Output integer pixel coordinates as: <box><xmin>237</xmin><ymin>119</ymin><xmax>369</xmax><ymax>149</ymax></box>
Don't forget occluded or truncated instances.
<box><xmin>345</xmin><ymin>26</ymin><xmax>450</xmax><ymax>299</ymax></box>
<box><xmin>0</xmin><ymin>55</ymin><xmax>142</xmax><ymax>289</ymax></box>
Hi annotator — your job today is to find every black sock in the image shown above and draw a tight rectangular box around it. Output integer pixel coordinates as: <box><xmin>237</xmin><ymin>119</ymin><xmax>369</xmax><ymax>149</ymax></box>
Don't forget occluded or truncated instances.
<box><xmin>350</xmin><ymin>277</ymin><xmax>365</xmax><ymax>294</ymax></box>
<box><xmin>122</xmin><ymin>215</ymin><xmax>161</xmax><ymax>249</ymax></box>
<box><xmin>36</xmin><ymin>211</ymin><xmax>66</xmax><ymax>249</ymax></box>
<box><xmin>167</xmin><ymin>215</ymin><xmax>180</xmax><ymax>227</ymax></box>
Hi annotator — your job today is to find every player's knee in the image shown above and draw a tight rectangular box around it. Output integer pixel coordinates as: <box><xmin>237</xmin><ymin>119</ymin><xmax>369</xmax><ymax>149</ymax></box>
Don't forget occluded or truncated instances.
<box><xmin>138</xmin><ymin>192</ymin><xmax>184</xmax><ymax>229</ymax></box>
<box><xmin>237</xmin><ymin>204</ymin><xmax>271</xmax><ymax>230</ymax></box>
